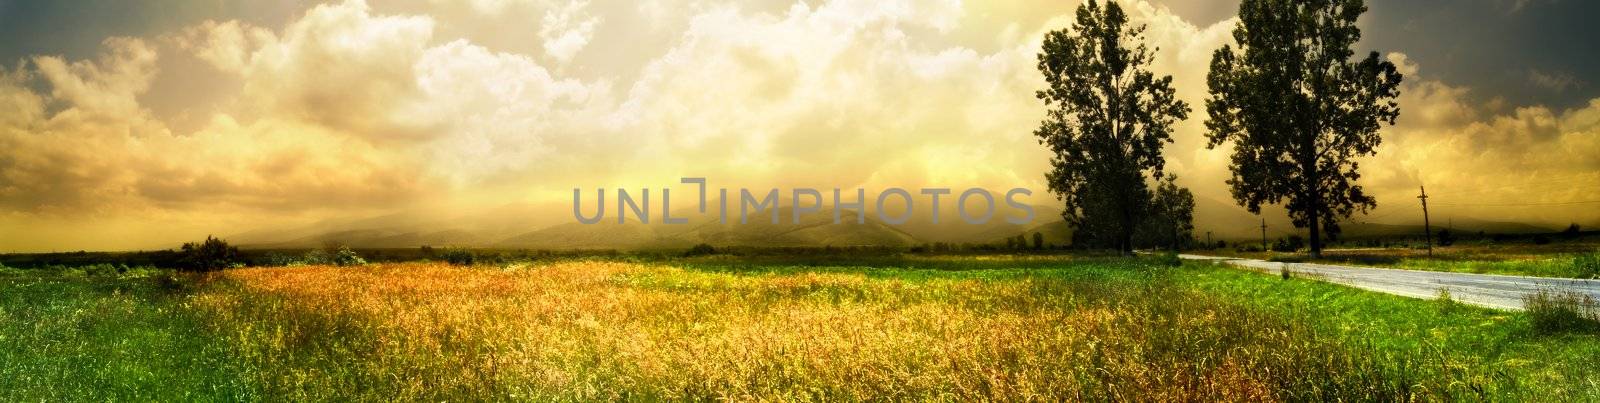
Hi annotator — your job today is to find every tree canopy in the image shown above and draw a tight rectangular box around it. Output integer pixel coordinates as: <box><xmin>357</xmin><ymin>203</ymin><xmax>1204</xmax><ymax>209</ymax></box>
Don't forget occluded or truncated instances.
<box><xmin>1035</xmin><ymin>0</ymin><xmax>1190</xmax><ymax>254</ymax></box>
<box><xmin>1204</xmin><ymin>0</ymin><xmax>1402</xmax><ymax>257</ymax></box>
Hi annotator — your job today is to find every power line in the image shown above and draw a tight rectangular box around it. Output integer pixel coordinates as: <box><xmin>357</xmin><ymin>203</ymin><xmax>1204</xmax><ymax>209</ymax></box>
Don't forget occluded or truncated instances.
<box><xmin>1430</xmin><ymin>200</ymin><xmax>1600</xmax><ymax>207</ymax></box>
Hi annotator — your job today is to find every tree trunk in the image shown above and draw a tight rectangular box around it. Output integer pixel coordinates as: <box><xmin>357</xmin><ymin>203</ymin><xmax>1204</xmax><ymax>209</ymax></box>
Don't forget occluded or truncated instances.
<box><xmin>1308</xmin><ymin>195</ymin><xmax>1323</xmax><ymax>259</ymax></box>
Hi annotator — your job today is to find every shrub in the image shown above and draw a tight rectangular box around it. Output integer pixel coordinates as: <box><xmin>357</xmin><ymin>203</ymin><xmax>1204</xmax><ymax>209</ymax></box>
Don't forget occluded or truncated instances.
<box><xmin>1574</xmin><ymin>252</ymin><xmax>1600</xmax><ymax>279</ymax></box>
<box><xmin>1436</xmin><ymin>229</ymin><xmax>1455</xmax><ymax>247</ymax></box>
<box><xmin>302</xmin><ymin>249</ymin><xmax>330</xmax><ymax>265</ymax></box>
<box><xmin>1523</xmin><ymin>290</ymin><xmax>1600</xmax><ymax>334</ymax></box>
<box><xmin>1272</xmin><ymin>235</ymin><xmax>1304</xmax><ymax>252</ymax></box>
<box><xmin>256</xmin><ymin>252</ymin><xmax>299</xmax><ymax>267</ymax></box>
<box><xmin>0</xmin><ymin>262</ymin><xmax>25</xmax><ymax>277</ymax></box>
<box><xmin>1151</xmin><ymin>252</ymin><xmax>1183</xmax><ymax>268</ymax></box>
<box><xmin>1533</xmin><ymin>235</ymin><xmax>1551</xmax><ymax>245</ymax></box>
<box><xmin>176</xmin><ymin>236</ymin><xmax>240</xmax><ymax>272</ymax></box>
<box><xmin>83</xmin><ymin>263</ymin><xmax>122</xmax><ymax>277</ymax></box>
<box><xmin>1435</xmin><ymin>288</ymin><xmax>1462</xmax><ymax>314</ymax></box>
<box><xmin>684</xmin><ymin>243</ymin><xmax>718</xmax><ymax>257</ymax></box>
<box><xmin>440</xmin><ymin>248</ymin><xmax>476</xmax><ymax>266</ymax></box>
<box><xmin>331</xmin><ymin>246</ymin><xmax>367</xmax><ymax>266</ymax></box>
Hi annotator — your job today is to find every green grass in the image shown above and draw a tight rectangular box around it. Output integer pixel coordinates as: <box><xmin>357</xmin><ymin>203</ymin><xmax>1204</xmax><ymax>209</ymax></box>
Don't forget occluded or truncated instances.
<box><xmin>0</xmin><ymin>269</ymin><xmax>255</xmax><ymax>400</ymax></box>
<box><xmin>1211</xmin><ymin>246</ymin><xmax>1600</xmax><ymax>278</ymax></box>
<box><xmin>1386</xmin><ymin>254</ymin><xmax>1600</xmax><ymax>278</ymax></box>
<box><xmin>1179</xmin><ymin>261</ymin><xmax>1600</xmax><ymax>398</ymax></box>
<box><xmin>0</xmin><ymin>256</ymin><xmax>1596</xmax><ymax>400</ymax></box>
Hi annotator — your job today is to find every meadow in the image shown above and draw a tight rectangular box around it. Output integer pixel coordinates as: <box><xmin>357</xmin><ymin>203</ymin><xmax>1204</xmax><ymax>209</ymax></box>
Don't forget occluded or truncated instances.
<box><xmin>1</xmin><ymin>255</ymin><xmax>1596</xmax><ymax>401</ymax></box>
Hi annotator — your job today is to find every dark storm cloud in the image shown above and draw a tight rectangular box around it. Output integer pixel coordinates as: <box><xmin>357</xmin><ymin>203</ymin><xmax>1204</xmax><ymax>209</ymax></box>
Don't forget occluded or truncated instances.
<box><xmin>1358</xmin><ymin>0</ymin><xmax>1599</xmax><ymax>109</ymax></box>
<box><xmin>0</xmin><ymin>0</ymin><xmax>310</xmax><ymax>62</ymax></box>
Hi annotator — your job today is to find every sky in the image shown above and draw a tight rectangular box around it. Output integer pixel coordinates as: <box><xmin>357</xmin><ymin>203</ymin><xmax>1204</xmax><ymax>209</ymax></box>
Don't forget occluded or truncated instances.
<box><xmin>0</xmin><ymin>0</ymin><xmax>1597</xmax><ymax>252</ymax></box>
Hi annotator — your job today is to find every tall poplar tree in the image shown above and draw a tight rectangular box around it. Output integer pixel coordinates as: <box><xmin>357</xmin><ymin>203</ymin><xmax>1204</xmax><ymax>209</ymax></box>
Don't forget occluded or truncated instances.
<box><xmin>1035</xmin><ymin>0</ymin><xmax>1190</xmax><ymax>254</ymax></box>
<box><xmin>1205</xmin><ymin>0</ymin><xmax>1402</xmax><ymax>257</ymax></box>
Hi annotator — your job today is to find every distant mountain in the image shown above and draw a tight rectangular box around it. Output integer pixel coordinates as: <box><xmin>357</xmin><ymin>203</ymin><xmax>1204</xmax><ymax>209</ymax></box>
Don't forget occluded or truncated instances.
<box><xmin>230</xmin><ymin>202</ymin><xmax>565</xmax><ymax>249</ymax></box>
<box><xmin>894</xmin><ymin>203</ymin><xmax>1066</xmax><ymax>244</ymax></box>
<box><xmin>246</xmin><ymin>229</ymin><xmax>488</xmax><ymax>249</ymax></box>
<box><xmin>497</xmin><ymin>206</ymin><xmax>920</xmax><ymax>249</ymax></box>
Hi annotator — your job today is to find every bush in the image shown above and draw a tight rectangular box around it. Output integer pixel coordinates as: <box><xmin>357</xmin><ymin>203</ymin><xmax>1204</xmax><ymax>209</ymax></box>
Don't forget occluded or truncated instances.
<box><xmin>1152</xmin><ymin>252</ymin><xmax>1182</xmax><ymax>268</ymax></box>
<box><xmin>256</xmin><ymin>252</ymin><xmax>299</xmax><ymax>267</ymax></box>
<box><xmin>440</xmin><ymin>248</ymin><xmax>476</xmax><ymax>266</ymax></box>
<box><xmin>1524</xmin><ymin>290</ymin><xmax>1599</xmax><ymax>334</ymax></box>
<box><xmin>331</xmin><ymin>246</ymin><xmax>367</xmax><ymax>266</ymax></box>
<box><xmin>1533</xmin><ymin>235</ymin><xmax>1551</xmax><ymax>245</ymax></box>
<box><xmin>82</xmin><ymin>263</ymin><xmax>122</xmax><ymax>277</ymax></box>
<box><xmin>0</xmin><ymin>262</ymin><xmax>23</xmax><ymax>277</ymax></box>
<box><xmin>684</xmin><ymin>243</ymin><xmax>718</xmax><ymax>257</ymax></box>
<box><xmin>177</xmin><ymin>236</ymin><xmax>240</xmax><ymax>272</ymax></box>
<box><xmin>302</xmin><ymin>249</ymin><xmax>332</xmax><ymax>265</ymax></box>
<box><xmin>1574</xmin><ymin>252</ymin><xmax>1600</xmax><ymax>279</ymax></box>
<box><xmin>1272</xmin><ymin>235</ymin><xmax>1304</xmax><ymax>252</ymax></box>
<box><xmin>1435</xmin><ymin>288</ymin><xmax>1462</xmax><ymax>314</ymax></box>
<box><xmin>1435</xmin><ymin>229</ymin><xmax>1455</xmax><ymax>247</ymax></box>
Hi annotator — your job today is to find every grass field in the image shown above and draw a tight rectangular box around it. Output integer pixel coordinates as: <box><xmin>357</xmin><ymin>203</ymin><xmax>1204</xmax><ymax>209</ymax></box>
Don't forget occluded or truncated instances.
<box><xmin>1</xmin><ymin>256</ymin><xmax>1596</xmax><ymax>400</ymax></box>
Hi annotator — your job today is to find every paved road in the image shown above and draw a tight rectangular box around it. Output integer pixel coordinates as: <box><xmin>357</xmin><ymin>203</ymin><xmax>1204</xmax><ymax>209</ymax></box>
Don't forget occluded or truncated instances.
<box><xmin>1179</xmin><ymin>254</ymin><xmax>1600</xmax><ymax>311</ymax></box>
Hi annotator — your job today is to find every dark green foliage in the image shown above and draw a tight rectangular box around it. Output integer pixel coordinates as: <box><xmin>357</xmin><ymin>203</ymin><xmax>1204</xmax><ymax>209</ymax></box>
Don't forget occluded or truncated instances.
<box><xmin>176</xmin><ymin>236</ymin><xmax>239</xmax><ymax>272</ymax></box>
<box><xmin>1524</xmin><ymin>290</ymin><xmax>1599</xmax><ymax>334</ymax></box>
<box><xmin>301</xmin><ymin>249</ymin><xmax>331</xmax><ymax>265</ymax></box>
<box><xmin>1034</xmin><ymin>0</ymin><xmax>1190</xmax><ymax>254</ymax></box>
<box><xmin>1204</xmin><ymin>0</ymin><xmax>1402</xmax><ymax>258</ymax></box>
<box><xmin>256</xmin><ymin>253</ymin><xmax>298</xmax><ymax>267</ymax></box>
<box><xmin>683</xmin><ymin>243</ymin><xmax>718</xmax><ymax>257</ymax></box>
<box><xmin>1436</xmin><ymin>229</ymin><xmax>1455</xmax><ymax>246</ymax></box>
<box><xmin>1135</xmin><ymin>174</ymin><xmax>1196</xmax><ymax>251</ymax></box>
<box><xmin>1153</xmin><ymin>252</ymin><xmax>1183</xmax><ymax>268</ymax></box>
<box><xmin>330</xmin><ymin>246</ymin><xmax>366</xmax><ymax>267</ymax></box>
<box><xmin>440</xmin><ymin>248</ymin><xmax>477</xmax><ymax>266</ymax></box>
<box><xmin>1562</xmin><ymin>223</ymin><xmax>1581</xmax><ymax>238</ymax></box>
<box><xmin>1032</xmin><ymin>232</ymin><xmax>1045</xmax><ymax>250</ymax></box>
<box><xmin>1273</xmin><ymin>235</ymin><xmax>1305</xmax><ymax>252</ymax></box>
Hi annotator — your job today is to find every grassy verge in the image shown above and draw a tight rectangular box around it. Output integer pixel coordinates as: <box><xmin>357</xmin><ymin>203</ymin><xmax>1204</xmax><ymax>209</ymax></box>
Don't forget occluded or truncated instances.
<box><xmin>1200</xmin><ymin>247</ymin><xmax>1600</xmax><ymax>278</ymax></box>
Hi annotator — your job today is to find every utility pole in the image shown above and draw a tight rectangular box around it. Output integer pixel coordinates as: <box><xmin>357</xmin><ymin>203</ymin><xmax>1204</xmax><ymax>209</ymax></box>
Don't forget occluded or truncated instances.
<box><xmin>1418</xmin><ymin>186</ymin><xmax>1432</xmax><ymax>257</ymax></box>
<box><xmin>1260</xmin><ymin>217</ymin><xmax>1268</xmax><ymax>252</ymax></box>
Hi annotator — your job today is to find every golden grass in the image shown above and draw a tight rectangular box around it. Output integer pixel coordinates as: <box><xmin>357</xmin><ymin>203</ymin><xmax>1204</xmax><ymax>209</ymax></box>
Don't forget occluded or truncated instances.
<box><xmin>184</xmin><ymin>261</ymin><xmax>1378</xmax><ymax>401</ymax></box>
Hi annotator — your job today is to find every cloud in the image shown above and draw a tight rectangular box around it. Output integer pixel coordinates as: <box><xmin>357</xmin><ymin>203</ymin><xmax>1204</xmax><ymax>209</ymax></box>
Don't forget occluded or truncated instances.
<box><xmin>539</xmin><ymin>0</ymin><xmax>599</xmax><ymax>64</ymax></box>
<box><xmin>0</xmin><ymin>0</ymin><xmax>1242</xmax><ymax>250</ymax></box>
<box><xmin>32</xmin><ymin>37</ymin><xmax>160</xmax><ymax>118</ymax></box>
<box><xmin>1528</xmin><ymin>69</ymin><xmax>1581</xmax><ymax>93</ymax></box>
<box><xmin>0</xmin><ymin>11</ymin><xmax>431</xmax><ymax>219</ymax></box>
<box><xmin>1360</xmin><ymin>68</ymin><xmax>1600</xmax><ymax>224</ymax></box>
<box><xmin>1</xmin><ymin>0</ymin><xmax>1596</xmax><ymax>251</ymax></box>
<box><xmin>1387</xmin><ymin>52</ymin><xmax>1419</xmax><ymax>77</ymax></box>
